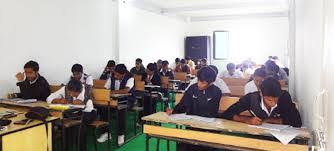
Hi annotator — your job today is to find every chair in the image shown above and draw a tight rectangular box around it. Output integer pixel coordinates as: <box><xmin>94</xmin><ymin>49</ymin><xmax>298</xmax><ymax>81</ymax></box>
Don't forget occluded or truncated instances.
<box><xmin>219</xmin><ymin>97</ymin><xmax>251</xmax><ymax>116</ymax></box>
<box><xmin>91</xmin><ymin>89</ymin><xmax>112</xmax><ymax>150</ymax></box>
<box><xmin>134</xmin><ymin>75</ymin><xmax>142</xmax><ymax>83</ymax></box>
<box><xmin>50</xmin><ymin>85</ymin><xmax>63</xmax><ymax>93</ymax></box>
<box><xmin>174</xmin><ymin>72</ymin><xmax>188</xmax><ymax>90</ymax></box>
<box><xmin>93</xmin><ymin>79</ymin><xmax>107</xmax><ymax>89</ymax></box>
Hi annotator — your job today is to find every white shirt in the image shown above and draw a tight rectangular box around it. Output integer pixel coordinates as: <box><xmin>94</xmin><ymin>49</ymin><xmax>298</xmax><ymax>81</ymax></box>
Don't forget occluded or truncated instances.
<box><xmin>261</xmin><ymin>97</ymin><xmax>277</xmax><ymax>116</ymax></box>
<box><xmin>244</xmin><ymin>80</ymin><xmax>259</xmax><ymax>95</ymax></box>
<box><xmin>104</xmin><ymin>77</ymin><xmax>134</xmax><ymax>90</ymax></box>
<box><xmin>220</xmin><ymin>70</ymin><xmax>244</xmax><ymax>78</ymax></box>
<box><xmin>67</xmin><ymin>74</ymin><xmax>93</xmax><ymax>86</ymax></box>
<box><xmin>186</xmin><ymin>77</ymin><xmax>231</xmax><ymax>94</ymax></box>
<box><xmin>170</xmin><ymin>62</ymin><xmax>177</xmax><ymax>71</ymax></box>
<box><xmin>46</xmin><ymin>86</ymin><xmax>94</xmax><ymax>112</ymax></box>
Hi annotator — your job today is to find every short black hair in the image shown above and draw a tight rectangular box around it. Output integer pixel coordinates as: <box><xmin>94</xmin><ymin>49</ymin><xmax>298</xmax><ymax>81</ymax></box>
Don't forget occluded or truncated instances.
<box><xmin>208</xmin><ymin>65</ymin><xmax>218</xmax><ymax>76</ymax></box>
<box><xmin>24</xmin><ymin>60</ymin><xmax>39</xmax><ymax>71</ymax></box>
<box><xmin>107</xmin><ymin>60</ymin><xmax>116</xmax><ymax>67</ymax></box>
<box><xmin>185</xmin><ymin>56</ymin><xmax>191</xmax><ymax>60</ymax></box>
<box><xmin>157</xmin><ymin>59</ymin><xmax>162</xmax><ymax>64</ymax></box>
<box><xmin>136</xmin><ymin>58</ymin><xmax>142</xmax><ymax>63</ymax></box>
<box><xmin>254</xmin><ymin>68</ymin><xmax>266</xmax><ymax>78</ymax></box>
<box><xmin>201</xmin><ymin>58</ymin><xmax>207</xmax><ymax>63</ymax></box>
<box><xmin>260</xmin><ymin>77</ymin><xmax>281</xmax><ymax>97</ymax></box>
<box><xmin>162</xmin><ymin>60</ymin><xmax>169</xmax><ymax>66</ymax></box>
<box><xmin>197</xmin><ymin>66</ymin><xmax>216</xmax><ymax>84</ymax></box>
<box><xmin>114</xmin><ymin>64</ymin><xmax>128</xmax><ymax>74</ymax></box>
<box><xmin>71</xmin><ymin>64</ymin><xmax>83</xmax><ymax>73</ymax></box>
<box><xmin>180</xmin><ymin>59</ymin><xmax>186</xmax><ymax>64</ymax></box>
<box><xmin>272</xmin><ymin>56</ymin><xmax>278</xmax><ymax>60</ymax></box>
<box><xmin>67</xmin><ymin>79</ymin><xmax>83</xmax><ymax>93</ymax></box>
<box><xmin>175</xmin><ymin>58</ymin><xmax>180</xmax><ymax>63</ymax></box>
<box><xmin>226</xmin><ymin>63</ymin><xmax>236</xmax><ymax>70</ymax></box>
<box><xmin>265</xmin><ymin>60</ymin><xmax>279</xmax><ymax>73</ymax></box>
<box><xmin>147</xmin><ymin>63</ymin><xmax>157</xmax><ymax>72</ymax></box>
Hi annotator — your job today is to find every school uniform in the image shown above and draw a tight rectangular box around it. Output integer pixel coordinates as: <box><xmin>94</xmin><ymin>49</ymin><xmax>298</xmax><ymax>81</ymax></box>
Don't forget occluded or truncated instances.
<box><xmin>46</xmin><ymin>86</ymin><xmax>95</xmax><ymax>151</ymax></box>
<box><xmin>103</xmin><ymin>74</ymin><xmax>135</xmax><ymax>136</ymax></box>
<box><xmin>160</xmin><ymin>70</ymin><xmax>174</xmax><ymax>79</ymax></box>
<box><xmin>186</xmin><ymin>77</ymin><xmax>231</xmax><ymax>94</ymax></box>
<box><xmin>69</xmin><ymin>73</ymin><xmax>93</xmax><ymax>99</ymax></box>
<box><xmin>244</xmin><ymin>80</ymin><xmax>258</xmax><ymax>95</ymax></box>
<box><xmin>220</xmin><ymin>70</ymin><xmax>244</xmax><ymax>78</ymax></box>
<box><xmin>142</xmin><ymin>72</ymin><xmax>161</xmax><ymax>116</ymax></box>
<box><xmin>175</xmin><ymin>65</ymin><xmax>190</xmax><ymax>74</ymax></box>
<box><xmin>130</xmin><ymin>66</ymin><xmax>146</xmax><ymax>76</ymax></box>
<box><xmin>173</xmin><ymin>83</ymin><xmax>222</xmax><ymax>151</ymax></box>
<box><xmin>15</xmin><ymin>74</ymin><xmax>51</xmax><ymax>101</ymax></box>
<box><xmin>99</xmin><ymin>68</ymin><xmax>113</xmax><ymax>80</ymax></box>
<box><xmin>222</xmin><ymin>91</ymin><xmax>302</xmax><ymax>127</ymax></box>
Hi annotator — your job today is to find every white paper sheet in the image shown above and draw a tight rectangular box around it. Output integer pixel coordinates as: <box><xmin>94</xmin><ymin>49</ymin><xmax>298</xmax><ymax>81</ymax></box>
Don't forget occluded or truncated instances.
<box><xmin>169</xmin><ymin>114</ymin><xmax>192</xmax><ymax>121</ymax></box>
<box><xmin>16</xmin><ymin>99</ymin><xmax>37</xmax><ymax>104</ymax></box>
<box><xmin>169</xmin><ymin>114</ymin><xmax>216</xmax><ymax>123</ymax></box>
<box><xmin>249</xmin><ymin>123</ymin><xmax>290</xmax><ymax>131</ymax></box>
<box><xmin>266</xmin><ymin>127</ymin><xmax>301</xmax><ymax>145</ymax></box>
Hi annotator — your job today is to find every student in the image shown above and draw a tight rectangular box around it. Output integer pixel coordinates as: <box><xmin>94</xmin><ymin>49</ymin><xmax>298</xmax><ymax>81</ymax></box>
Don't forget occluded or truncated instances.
<box><xmin>244</xmin><ymin>68</ymin><xmax>266</xmax><ymax>95</ymax></box>
<box><xmin>187</xmin><ymin>65</ymin><xmax>230</xmax><ymax>96</ymax></box>
<box><xmin>175</xmin><ymin>59</ymin><xmax>190</xmax><ymax>74</ymax></box>
<box><xmin>9</xmin><ymin>60</ymin><xmax>50</xmax><ymax>101</ymax></box>
<box><xmin>160</xmin><ymin>60</ymin><xmax>174</xmax><ymax>79</ymax></box>
<box><xmin>69</xmin><ymin>64</ymin><xmax>93</xmax><ymax>98</ymax></box>
<box><xmin>167</xmin><ymin>67</ymin><xmax>222</xmax><ymax>151</ymax></box>
<box><xmin>195</xmin><ymin>58</ymin><xmax>207</xmax><ymax>69</ymax></box>
<box><xmin>156</xmin><ymin>59</ymin><xmax>163</xmax><ymax>72</ymax></box>
<box><xmin>223</xmin><ymin>77</ymin><xmax>302</xmax><ymax>127</ymax></box>
<box><xmin>100</xmin><ymin>60</ymin><xmax>116</xmax><ymax>80</ymax></box>
<box><xmin>103</xmin><ymin>64</ymin><xmax>135</xmax><ymax>145</ymax></box>
<box><xmin>185</xmin><ymin>56</ymin><xmax>195</xmax><ymax>69</ymax></box>
<box><xmin>144</xmin><ymin>63</ymin><xmax>161</xmax><ymax>86</ymax></box>
<box><xmin>265</xmin><ymin>60</ymin><xmax>288</xmax><ymax>81</ymax></box>
<box><xmin>130</xmin><ymin>58</ymin><xmax>146</xmax><ymax>76</ymax></box>
<box><xmin>171</xmin><ymin>58</ymin><xmax>180</xmax><ymax>71</ymax></box>
<box><xmin>46</xmin><ymin>79</ymin><xmax>96</xmax><ymax>151</ymax></box>
<box><xmin>220</xmin><ymin>63</ymin><xmax>244</xmax><ymax>78</ymax></box>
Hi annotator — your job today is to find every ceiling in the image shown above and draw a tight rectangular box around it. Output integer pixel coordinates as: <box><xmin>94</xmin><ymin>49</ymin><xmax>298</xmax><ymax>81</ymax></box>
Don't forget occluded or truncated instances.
<box><xmin>126</xmin><ymin>0</ymin><xmax>289</xmax><ymax>21</ymax></box>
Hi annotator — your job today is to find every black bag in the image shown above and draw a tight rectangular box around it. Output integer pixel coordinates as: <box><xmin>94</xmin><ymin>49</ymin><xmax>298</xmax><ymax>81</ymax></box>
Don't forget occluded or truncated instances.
<box><xmin>25</xmin><ymin>107</ymin><xmax>49</xmax><ymax>122</ymax></box>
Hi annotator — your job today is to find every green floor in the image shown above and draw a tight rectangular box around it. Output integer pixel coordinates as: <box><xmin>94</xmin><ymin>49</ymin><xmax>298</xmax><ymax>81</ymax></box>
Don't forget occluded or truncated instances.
<box><xmin>54</xmin><ymin>101</ymin><xmax>177</xmax><ymax>151</ymax></box>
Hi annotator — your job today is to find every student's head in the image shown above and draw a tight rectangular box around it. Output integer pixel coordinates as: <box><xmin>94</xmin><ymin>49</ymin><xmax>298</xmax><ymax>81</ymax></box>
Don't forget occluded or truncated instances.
<box><xmin>71</xmin><ymin>64</ymin><xmax>83</xmax><ymax>80</ymax></box>
<box><xmin>135</xmin><ymin>58</ymin><xmax>143</xmax><ymax>68</ymax></box>
<box><xmin>265</xmin><ymin>60</ymin><xmax>279</xmax><ymax>76</ymax></box>
<box><xmin>226</xmin><ymin>63</ymin><xmax>236</xmax><ymax>75</ymax></box>
<box><xmin>162</xmin><ymin>61</ymin><xmax>169</xmax><ymax>71</ymax></box>
<box><xmin>208</xmin><ymin>65</ymin><xmax>218</xmax><ymax>76</ymax></box>
<box><xmin>107</xmin><ymin>60</ymin><xmax>116</xmax><ymax>68</ymax></box>
<box><xmin>260</xmin><ymin>77</ymin><xmax>282</xmax><ymax>108</ymax></box>
<box><xmin>253</xmin><ymin>68</ymin><xmax>266</xmax><ymax>89</ymax></box>
<box><xmin>180</xmin><ymin>59</ymin><xmax>187</xmax><ymax>65</ymax></box>
<box><xmin>66</xmin><ymin>79</ymin><xmax>83</xmax><ymax>98</ymax></box>
<box><xmin>146</xmin><ymin>63</ymin><xmax>157</xmax><ymax>76</ymax></box>
<box><xmin>24</xmin><ymin>60</ymin><xmax>39</xmax><ymax>81</ymax></box>
<box><xmin>157</xmin><ymin>59</ymin><xmax>163</xmax><ymax>69</ymax></box>
<box><xmin>272</xmin><ymin>56</ymin><xmax>279</xmax><ymax>61</ymax></box>
<box><xmin>185</xmin><ymin>56</ymin><xmax>191</xmax><ymax>61</ymax></box>
<box><xmin>200</xmin><ymin>58</ymin><xmax>207</xmax><ymax>67</ymax></box>
<box><xmin>175</xmin><ymin>58</ymin><xmax>180</xmax><ymax>64</ymax></box>
<box><xmin>197</xmin><ymin>67</ymin><xmax>216</xmax><ymax>90</ymax></box>
<box><xmin>114</xmin><ymin>64</ymin><xmax>128</xmax><ymax>80</ymax></box>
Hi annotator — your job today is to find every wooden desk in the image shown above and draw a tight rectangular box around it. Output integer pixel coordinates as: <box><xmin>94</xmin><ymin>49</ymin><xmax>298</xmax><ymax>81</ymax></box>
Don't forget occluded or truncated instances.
<box><xmin>0</xmin><ymin>108</ymin><xmax>58</xmax><ymax>151</ymax></box>
<box><xmin>142</xmin><ymin>112</ymin><xmax>311</xmax><ymax>151</ymax></box>
<box><xmin>0</xmin><ymin>100</ymin><xmax>63</xmax><ymax>118</ymax></box>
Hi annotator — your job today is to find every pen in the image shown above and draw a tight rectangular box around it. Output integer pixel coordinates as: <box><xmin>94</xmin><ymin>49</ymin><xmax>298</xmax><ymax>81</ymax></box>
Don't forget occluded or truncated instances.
<box><xmin>249</xmin><ymin>110</ymin><xmax>258</xmax><ymax>117</ymax></box>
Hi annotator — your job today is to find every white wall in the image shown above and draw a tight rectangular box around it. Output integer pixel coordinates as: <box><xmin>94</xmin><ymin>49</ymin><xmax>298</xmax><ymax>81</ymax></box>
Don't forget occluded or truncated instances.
<box><xmin>119</xmin><ymin>3</ymin><xmax>187</xmax><ymax>68</ymax></box>
<box><xmin>186</xmin><ymin>18</ymin><xmax>289</xmax><ymax>73</ymax></box>
<box><xmin>0</xmin><ymin>0</ymin><xmax>116</xmax><ymax>97</ymax></box>
<box><xmin>294</xmin><ymin>0</ymin><xmax>334</xmax><ymax>149</ymax></box>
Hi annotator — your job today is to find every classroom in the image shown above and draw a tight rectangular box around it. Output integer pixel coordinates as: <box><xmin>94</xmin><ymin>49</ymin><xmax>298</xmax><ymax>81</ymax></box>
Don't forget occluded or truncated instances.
<box><xmin>0</xmin><ymin>0</ymin><xmax>333</xmax><ymax>151</ymax></box>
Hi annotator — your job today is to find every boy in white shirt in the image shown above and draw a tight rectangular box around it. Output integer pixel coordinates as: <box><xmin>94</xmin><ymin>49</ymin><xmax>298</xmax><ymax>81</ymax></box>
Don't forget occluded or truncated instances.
<box><xmin>221</xmin><ymin>63</ymin><xmax>244</xmax><ymax>78</ymax></box>
<box><xmin>244</xmin><ymin>68</ymin><xmax>266</xmax><ymax>95</ymax></box>
<box><xmin>47</xmin><ymin>79</ymin><xmax>96</xmax><ymax>151</ymax></box>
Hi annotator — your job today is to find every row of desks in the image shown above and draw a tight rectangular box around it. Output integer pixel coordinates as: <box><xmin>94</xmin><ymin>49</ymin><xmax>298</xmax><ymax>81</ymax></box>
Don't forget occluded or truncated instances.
<box><xmin>142</xmin><ymin>112</ymin><xmax>311</xmax><ymax>151</ymax></box>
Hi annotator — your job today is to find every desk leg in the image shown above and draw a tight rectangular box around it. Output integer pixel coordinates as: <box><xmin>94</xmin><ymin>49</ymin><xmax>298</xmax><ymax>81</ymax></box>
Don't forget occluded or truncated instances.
<box><xmin>167</xmin><ymin>140</ymin><xmax>170</xmax><ymax>151</ymax></box>
<box><xmin>107</xmin><ymin>103</ymin><xmax>111</xmax><ymax>151</ymax></box>
<box><xmin>146</xmin><ymin>135</ymin><xmax>150</xmax><ymax>151</ymax></box>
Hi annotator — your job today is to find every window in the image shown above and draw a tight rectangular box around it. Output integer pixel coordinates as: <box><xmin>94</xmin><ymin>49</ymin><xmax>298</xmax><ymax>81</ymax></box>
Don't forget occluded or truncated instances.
<box><xmin>214</xmin><ymin>31</ymin><xmax>229</xmax><ymax>60</ymax></box>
